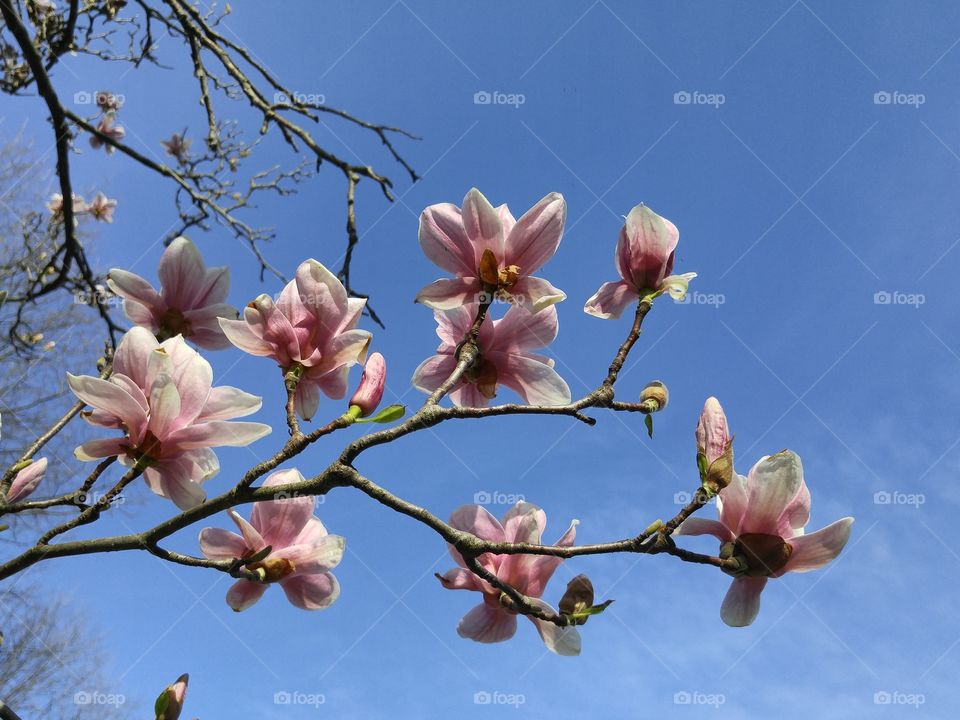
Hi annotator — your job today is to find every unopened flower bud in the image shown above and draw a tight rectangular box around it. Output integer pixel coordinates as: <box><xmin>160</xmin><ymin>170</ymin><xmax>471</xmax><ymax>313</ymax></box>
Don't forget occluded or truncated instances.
<box><xmin>639</xmin><ymin>380</ymin><xmax>669</xmax><ymax>412</ymax></box>
<box><xmin>348</xmin><ymin>352</ymin><xmax>386</xmax><ymax>417</ymax></box>
<box><xmin>154</xmin><ymin>673</ymin><xmax>188</xmax><ymax>720</ymax></box>
<box><xmin>696</xmin><ymin>397</ymin><xmax>734</xmax><ymax>495</ymax></box>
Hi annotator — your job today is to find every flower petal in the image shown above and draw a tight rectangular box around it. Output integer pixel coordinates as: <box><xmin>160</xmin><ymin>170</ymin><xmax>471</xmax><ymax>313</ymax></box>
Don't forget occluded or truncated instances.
<box><xmin>251</xmin><ymin>469</ymin><xmax>313</xmax><ymax>547</ymax></box>
<box><xmin>158</xmin><ymin>237</ymin><xmax>208</xmax><ymax>308</ymax></box>
<box><xmin>226</xmin><ymin>580</ymin><xmax>268</xmax><ymax>612</ymax></box>
<box><xmin>720</xmin><ymin>576</ymin><xmax>768</xmax><ymax>627</ymax></box>
<box><xmin>218</xmin><ymin>317</ymin><xmax>275</xmax><ymax>357</ymax></box>
<box><xmin>583</xmin><ymin>280</ymin><xmax>638</xmax><ymax>320</ymax></box>
<box><xmin>490</xmin><ymin>304</ymin><xmax>558</xmax><ymax>352</ymax></box>
<box><xmin>199</xmin><ymin>528</ymin><xmax>247</xmax><ymax>560</ymax></box>
<box><xmin>198</xmin><ymin>386</ymin><xmax>262</xmax><ymax>421</ymax></box>
<box><xmin>74</xmin><ymin>438</ymin><xmax>125</xmax><ymax>461</ymax></box>
<box><xmin>457</xmin><ymin>601</ymin><xmax>517</xmax><ymax>643</ymax></box>
<box><xmin>280</xmin><ymin>573</ymin><xmax>340</xmax><ymax>610</ymax></box>
<box><xmin>437</xmin><ymin>567</ymin><xmax>484</xmax><ymax>592</ymax></box>
<box><xmin>165</xmin><ymin>421</ymin><xmax>271</xmax><ymax>450</ymax></box>
<box><xmin>740</xmin><ymin>452</ymin><xmax>804</xmax><ymax>536</ymax></box>
<box><xmin>781</xmin><ymin>518</ymin><xmax>854</xmax><ymax>574</ymax></box>
<box><xmin>461</xmin><ymin>188</ymin><xmax>503</xmax><ymax>262</ymax></box>
<box><xmin>674</xmin><ymin>518</ymin><xmax>735</xmax><ymax>542</ymax></box>
<box><xmin>419</xmin><ymin>202</ymin><xmax>475</xmax><ymax>276</ymax></box>
<box><xmin>107</xmin><ymin>269</ymin><xmax>163</xmax><ymax>312</ymax></box>
<box><xmin>415</xmin><ymin>277</ymin><xmax>482</xmax><ymax>310</ymax></box>
<box><xmin>504</xmin><ymin>192</ymin><xmax>565</xmax><ymax>274</ymax></box>
<box><xmin>492</xmin><ymin>353</ymin><xmax>571</xmax><ymax>406</ymax></box>
<box><xmin>510</xmin><ymin>275</ymin><xmax>566</xmax><ymax>313</ymax></box>
<box><xmin>411</xmin><ymin>353</ymin><xmax>456</xmax><ymax>396</ymax></box>
<box><xmin>528</xmin><ymin>598</ymin><xmax>581</xmax><ymax>656</ymax></box>
<box><xmin>274</xmin><ymin>534</ymin><xmax>345</xmax><ymax>574</ymax></box>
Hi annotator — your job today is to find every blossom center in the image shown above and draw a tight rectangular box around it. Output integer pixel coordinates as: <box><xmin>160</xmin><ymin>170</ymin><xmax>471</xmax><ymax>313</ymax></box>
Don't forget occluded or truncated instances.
<box><xmin>734</xmin><ymin>533</ymin><xmax>793</xmax><ymax>577</ymax></box>
<box><xmin>478</xmin><ymin>249</ymin><xmax>520</xmax><ymax>291</ymax></box>
<box><xmin>158</xmin><ymin>308</ymin><xmax>193</xmax><ymax>338</ymax></box>
<box><xmin>247</xmin><ymin>557</ymin><xmax>296</xmax><ymax>583</ymax></box>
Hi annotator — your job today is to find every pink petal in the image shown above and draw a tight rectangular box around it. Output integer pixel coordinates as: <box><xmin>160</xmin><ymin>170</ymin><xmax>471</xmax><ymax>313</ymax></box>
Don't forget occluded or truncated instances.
<box><xmin>527</xmin><ymin>598</ymin><xmax>581</xmax><ymax>656</ymax></box>
<box><xmin>415</xmin><ymin>277</ymin><xmax>482</xmax><ymax>310</ymax></box>
<box><xmin>717</xmin><ymin>473</ymin><xmax>749</xmax><ymax>535</ymax></box>
<box><xmin>198</xmin><ymin>386</ymin><xmax>262</xmax><ymax>421</ymax></box>
<box><xmin>292</xmin><ymin>517</ymin><xmax>329</xmax><ymax>545</ymax></box>
<box><xmin>280</xmin><ymin>572</ymin><xmax>340</xmax><ymax>610</ymax></box>
<box><xmin>517</xmin><ymin>519</ymin><xmax>578</xmax><ymax>599</ymax></box>
<box><xmin>780</xmin><ymin>476</ymin><xmax>811</xmax><ymax>537</ymax></box>
<box><xmin>273</xmin><ymin>534</ymin><xmax>344</xmax><ymax>574</ymax></box>
<box><xmin>164</xmin><ymin>420</ymin><xmax>271</xmax><ymax>450</ymax></box>
<box><xmin>674</xmin><ymin>518</ymin><xmax>735</xmax><ymax>542</ymax></box>
<box><xmin>112</xmin><ymin>327</ymin><xmax>158</xmax><ymax>388</ymax></box>
<box><xmin>122</xmin><ymin>300</ymin><xmax>159</xmax><ymax>331</ymax></box>
<box><xmin>496</xmin><ymin>204</ymin><xmax>517</xmax><ymax>239</ymax></box>
<box><xmin>199</xmin><ymin>528</ymin><xmax>247</xmax><ymax>560</ymax></box>
<box><xmin>107</xmin><ymin>269</ymin><xmax>163</xmax><ymax>312</ymax></box>
<box><xmin>74</xmin><ymin>437</ymin><xmax>125</xmax><ymax>461</ymax></box>
<box><xmin>143</xmin><ymin>464</ymin><xmax>207</xmax><ymax>510</ymax></box>
<box><xmin>228</xmin><ymin>508</ymin><xmax>266</xmax><ymax>550</ymax></box>
<box><xmin>781</xmin><ymin>517</ymin><xmax>854</xmax><ymax>575</ymax></box>
<box><xmin>67</xmin><ymin>373</ymin><xmax>147</xmax><ymax>436</ymax></box>
<box><xmin>501</xmin><ymin>502</ymin><xmax>546</xmax><ymax>544</ymax></box>
<box><xmin>696</xmin><ymin>397</ymin><xmax>731</xmax><ymax>466</ymax></box>
<box><xmin>6</xmin><ymin>457</ymin><xmax>48</xmax><ymax>503</ymax></box>
<box><xmin>251</xmin><ymin>469</ymin><xmax>314</xmax><ymax>547</ymax></box>
<box><xmin>218</xmin><ymin>317</ymin><xmax>275</xmax><ymax>357</ymax></box>
<box><xmin>448</xmin><ymin>383</ymin><xmax>490</xmax><ymax>408</ymax></box>
<box><xmin>457</xmin><ymin>601</ymin><xmax>517</xmax><ymax>643</ymax></box>
<box><xmin>617</xmin><ymin>204</ymin><xmax>679</xmax><ymax>291</ymax></box>
<box><xmin>461</xmin><ymin>188</ymin><xmax>503</xmax><ymax>262</ymax></box>
<box><xmin>158</xmin><ymin>237</ymin><xmax>208</xmax><ymax>308</ymax></box>
<box><xmin>192</xmin><ymin>265</ymin><xmax>230</xmax><ymax>308</ymax></box>
<box><xmin>503</xmin><ymin>192</ymin><xmax>565</xmax><ymax>274</ymax></box>
<box><xmin>148</xmin><ymin>374</ymin><xmax>182</xmax><ymax>440</ymax></box>
<box><xmin>244</xmin><ymin>295</ymin><xmax>302</xmax><ymax>365</ymax></box>
<box><xmin>583</xmin><ymin>280</ymin><xmax>638</xmax><ymax>320</ymax></box>
<box><xmin>510</xmin><ymin>275</ymin><xmax>566</xmax><ymax>313</ymax></box>
<box><xmin>295</xmin><ymin>260</ymin><xmax>350</xmax><ymax>344</ymax></box>
<box><xmin>294</xmin><ymin>381</ymin><xmax>320</xmax><ymax>421</ymax></box>
<box><xmin>419</xmin><ymin>202</ymin><xmax>475</xmax><ymax>276</ymax></box>
<box><xmin>411</xmin><ymin>353</ymin><xmax>456</xmax><ymax>395</ymax></box>
<box><xmin>437</xmin><ymin>567</ymin><xmax>484</xmax><ymax>592</ymax></box>
<box><xmin>226</xmin><ymin>580</ymin><xmax>268</xmax><ymax>612</ymax></box>
<box><xmin>490</xmin><ymin>304</ymin><xmax>558</xmax><ymax>352</ymax></box>
<box><xmin>740</xmin><ymin>452</ymin><xmax>804</xmax><ymax>536</ymax></box>
<box><xmin>720</xmin><ymin>577</ymin><xmax>768</xmax><ymax>627</ymax></box>
<box><xmin>491</xmin><ymin>352</ymin><xmax>571</xmax><ymax>406</ymax></box>
<box><xmin>449</xmin><ymin>504</ymin><xmax>507</xmax><ymax>543</ymax></box>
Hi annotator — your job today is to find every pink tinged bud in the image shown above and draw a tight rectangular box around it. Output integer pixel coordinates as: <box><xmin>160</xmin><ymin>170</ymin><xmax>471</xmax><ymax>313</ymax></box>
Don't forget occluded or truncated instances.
<box><xmin>349</xmin><ymin>352</ymin><xmax>386</xmax><ymax>417</ymax></box>
<box><xmin>696</xmin><ymin>397</ymin><xmax>731</xmax><ymax>465</ymax></box>
<box><xmin>154</xmin><ymin>673</ymin><xmax>188</xmax><ymax>720</ymax></box>
<box><xmin>6</xmin><ymin>457</ymin><xmax>48</xmax><ymax>504</ymax></box>
<box><xmin>618</xmin><ymin>204</ymin><xmax>679</xmax><ymax>294</ymax></box>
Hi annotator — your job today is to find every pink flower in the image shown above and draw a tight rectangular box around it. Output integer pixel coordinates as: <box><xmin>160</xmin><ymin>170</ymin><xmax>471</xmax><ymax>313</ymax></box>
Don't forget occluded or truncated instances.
<box><xmin>416</xmin><ymin>188</ymin><xmax>567</xmax><ymax>313</ymax></box>
<box><xmin>412</xmin><ymin>303</ymin><xmax>571</xmax><ymax>407</ymax></box>
<box><xmin>676</xmin><ymin>450</ymin><xmax>854</xmax><ymax>627</ymax></box>
<box><xmin>46</xmin><ymin>192</ymin><xmax>88</xmax><ymax>216</ymax></box>
<box><xmin>349</xmin><ymin>352</ymin><xmax>386</xmax><ymax>417</ymax></box>
<box><xmin>437</xmin><ymin>502</ymin><xmax>581</xmax><ymax>655</ymax></box>
<box><xmin>68</xmin><ymin>327</ymin><xmax>271</xmax><ymax>509</ymax></box>
<box><xmin>87</xmin><ymin>192</ymin><xmax>117</xmax><ymax>223</ymax></box>
<box><xmin>199</xmin><ymin>469</ymin><xmax>345</xmax><ymax>612</ymax></box>
<box><xmin>6</xmin><ymin>457</ymin><xmax>48</xmax><ymax>504</ymax></box>
<box><xmin>696</xmin><ymin>396</ymin><xmax>731</xmax><ymax>465</ymax></box>
<box><xmin>89</xmin><ymin>115</ymin><xmax>125</xmax><ymax>153</ymax></box>
<box><xmin>219</xmin><ymin>260</ymin><xmax>371</xmax><ymax>421</ymax></box>
<box><xmin>161</xmin><ymin>133</ymin><xmax>191</xmax><ymax>164</ymax></box>
<box><xmin>107</xmin><ymin>236</ymin><xmax>239</xmax><ymax>350</ymax></box>
<box><xmin>584</xmin><ymin>203</ymin><xmax>697</xmax><ymax>319</ymax></box>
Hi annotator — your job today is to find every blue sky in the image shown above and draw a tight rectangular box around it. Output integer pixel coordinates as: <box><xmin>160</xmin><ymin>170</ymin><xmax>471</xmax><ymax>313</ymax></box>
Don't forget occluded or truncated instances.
<box><xmin>4</xmin><ymin>1</ymin><xmax>960</xmax><ymax>717</ymax></box>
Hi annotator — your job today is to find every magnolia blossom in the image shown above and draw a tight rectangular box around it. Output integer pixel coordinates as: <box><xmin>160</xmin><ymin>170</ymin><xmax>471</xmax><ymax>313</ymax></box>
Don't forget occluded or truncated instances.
<box><xmin>87</xmin><ymin>192</ymin><xmax>117</xmax><ymax>223</ymax></box>
<box><xmin>199</xmin><ymin>469</ymin><xmax>345</xmax><ymax>611</ymax></box>
<box><xmin>584</xmin><ymin>203</ymin><xmax>697</xmax><ymax>319</ymax></box>
<box><xmin>68</xmin><ymin>327</ymin><xmax>270</xmax><ymax>509</ymax></box>
<box><xmin>5</xmin><ymin>458</ymin><xmax>48</xmax><ymax>504</ymax></box>
<box><xmin>155</xmin><ymin>673</ymin><xmax>189</xmax><ymax>720</ymax></box>
<box><xmin>416</xmin><ymin>188</ymin><xmax>567</xmax><ymax>313</ymax></box>
<box><xmin>412</xmin><ymin>303</ymin><xmax>571</xmax><ymax>407</ymax></box>
<box><xmin>437</xmin><ymin>502</ymin><xmax>581</xmax><ymax>655</ymax></box>
<box><xmin>697</xmin><ymin>396</ymin><xmax>731</xmax><ymax>464</ymax></box>
<box><xmin>107</xmin><ymin>236</ymin><xmax>239</xmax><ymax>350</ymax></box>
<box><xmin>349</xmin><ymin>352</ymin><xmax>386</xmax><ymax>417</ymax></box>
<box><xmin>161</xmin><ymin>133</ymin><xmax>192</xmax><ymax>164</ymax></box>
<box><xmin>89</xmin><ymin>115</ymin><xmax>125</xmax><ymax>153</ymax></box>
<box><xmin>46</xmin><ymin>192</ymin><xmax>88</xmax><ymax>216</ymax></box>
<box><xmin>219</xmin><ymin>260</ymin><xmax>371</xmax><ymax>421</ymax></box>
<box><xmin>676</xmin><ymin>450</ymin><xmax>854</xmax><ymax>627</ymax></box>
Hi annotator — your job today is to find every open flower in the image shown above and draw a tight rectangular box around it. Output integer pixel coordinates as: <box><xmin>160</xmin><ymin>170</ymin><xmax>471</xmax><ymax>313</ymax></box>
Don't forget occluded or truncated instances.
<box><xmin>416</xmin><ymin>188</ymin><xmax>566</xmax><ymax>313</ymax></box>
<box><xmin>107</xmin><ymin>236</ymin><xmax>239</xmax><ymax>350</ymax></box>
<box><xmin>676</xmin><ymin>450</ymin><xmax>854</xmax><ymax>627</ymax></box>
<box><xmin>161</xmin><ymin>132</ymin><xmax>192</xmax><ymax>164</ymax></box>
<box><xmin>89</xmin><ymin>115</ymin><xmax>125</xmax><ymax>153</ymax></box>
<box><xmin>87</xmin><ymin>192</ymin><xmax>117</xmax><ymax>223</ymax></box>
<box><xmin>68</xmin><ymin>327</ymin><xmax>270</xmax><ymax>509</ymax></box>
<box><xmin>412</xmin><ymin>303</ymin><xmax>571</xmax><ymax>407</ymax></box>
<box><xmin>584</xmin><ymin>203</ymin><xmax>696</xmax><ymax>319</ymax></box>
<box><xmin>46</xmin><ymin>192</ymin><xmax>88</xmax><ymax>216</ymax></box>
<box><xmin>219</xmin><ymin>260</ymin><xmax>371</xmax><ymax>421</ymax></box>
<box><xmin>437</xmin><ymin>502</ymin><xmax>581</xmax><ymax>655</ymax></box>
<box><xmin>6</xmin><ymin>457</ymin><xmax>48</xmax><ymax>504</ymax></box>
<box><xmin>199</xmin><ymin>469</ymin><xmax>345</xmax><ymax>611</ymax></box>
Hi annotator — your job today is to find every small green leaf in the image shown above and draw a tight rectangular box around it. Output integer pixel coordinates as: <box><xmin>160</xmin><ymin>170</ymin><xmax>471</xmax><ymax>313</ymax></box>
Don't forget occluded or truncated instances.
<box><xmin>644</xmin><ymin>414</ymin><xmax>654</xmax><ymax>438</ymax></box>
<box><xmin>356</xmin><ymin>404</ymin><xmax>405</xmax><ymax>424</ymax></box>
